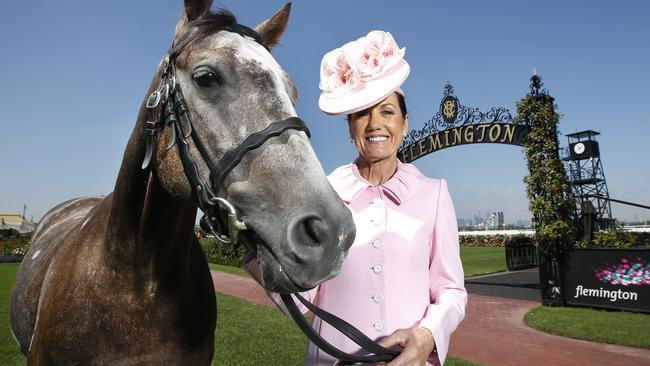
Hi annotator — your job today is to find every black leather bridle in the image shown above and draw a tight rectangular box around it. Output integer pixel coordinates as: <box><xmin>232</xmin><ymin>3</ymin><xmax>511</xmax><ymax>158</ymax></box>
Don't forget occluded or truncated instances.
<box><xmin>142</xmin><ymin>23</ymin><xmax>399</xmax><ymax>365</ymax></box>
<box><xmin>141</xmin><ymin>24</ymin><xmax>310</xmax><ymax>245</ymax></box>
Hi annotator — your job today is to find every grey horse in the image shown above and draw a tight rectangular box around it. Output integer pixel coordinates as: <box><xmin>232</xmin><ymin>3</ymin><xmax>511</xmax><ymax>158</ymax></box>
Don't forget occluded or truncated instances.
<box><xmin>10</xmin><ymin>1</ymin><xmax>355</xmax><ymax>364</ymax></box>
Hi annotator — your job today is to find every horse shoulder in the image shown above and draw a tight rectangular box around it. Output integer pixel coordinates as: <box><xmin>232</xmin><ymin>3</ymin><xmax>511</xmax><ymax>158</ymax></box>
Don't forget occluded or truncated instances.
<box><xmin>10</xmin><ymin>195</ymin><xmax>108</xmax><ymax>356</ymax></box>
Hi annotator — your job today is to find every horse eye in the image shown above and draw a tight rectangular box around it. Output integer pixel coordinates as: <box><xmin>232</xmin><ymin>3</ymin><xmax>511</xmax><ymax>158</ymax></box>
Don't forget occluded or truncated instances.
<box><xmin>192</xmin><ymin>69</ymin><xmax>221</xmax><ymax>87</ymax></box>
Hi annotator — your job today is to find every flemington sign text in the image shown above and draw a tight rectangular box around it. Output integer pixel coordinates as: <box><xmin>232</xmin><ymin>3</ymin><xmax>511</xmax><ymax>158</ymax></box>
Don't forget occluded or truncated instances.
<box><xmin>399</xmin><ymin>123</ymin><xmax>529</xmax><ymax>163</ymax></box>
<box><xmin>398</xmin><ymin>82</ymin><xmax>529</xmax><ymax>164</ymax></box>
<box><xmin>563</xmin><ymin>249</ymin><xmax>650</xmax><ymax>313</ymax></box>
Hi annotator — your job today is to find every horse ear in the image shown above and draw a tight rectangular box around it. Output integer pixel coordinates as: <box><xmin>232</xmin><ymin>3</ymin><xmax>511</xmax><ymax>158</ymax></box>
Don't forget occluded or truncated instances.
<box><xmin>254</xmin><ymin>2</ymin><xmax>291</xmax><ymax>49</ymax></box>
<box><xmin>175</xmin><ymin>0</ymin><xmax>212</xmax><ymax>37</ymax></box>
<box><xmin>184</xmin><ymin>0</ymin><xmax>213</xmax><ymax>22</ymax></box>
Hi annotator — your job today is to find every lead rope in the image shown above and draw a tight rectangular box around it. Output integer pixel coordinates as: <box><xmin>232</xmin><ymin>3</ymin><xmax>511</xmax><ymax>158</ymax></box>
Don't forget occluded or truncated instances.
<box><xmin>281</xmin><ymin>294</ymin><xmax>399</xmax><ymax>364</ymax></box>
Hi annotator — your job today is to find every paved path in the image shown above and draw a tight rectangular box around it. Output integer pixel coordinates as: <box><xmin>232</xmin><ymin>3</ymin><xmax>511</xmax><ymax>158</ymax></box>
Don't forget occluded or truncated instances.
<box><xmin>465</xmin><ymin>269</ymin><xmax>540</xmax><ymax>302</ymax></box>
<box><xmin>211</xmin><ymin>270</ymin><xmax>650</xmax><ymax>366</ymax></box>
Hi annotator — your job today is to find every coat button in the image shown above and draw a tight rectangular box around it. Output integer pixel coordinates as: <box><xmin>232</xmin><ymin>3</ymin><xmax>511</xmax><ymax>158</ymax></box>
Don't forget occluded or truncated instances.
<box><xmin>370</xmin><ymin>217</ymin><xmax>383</xmax><ymax>226</ymax></box>
<box><xmin>373</xmin><ymin>321</ymin><xmax>384</xmax><ymax>331</ymax></box>
<box><xmin>372</xmin><ymin>239</ymin><xmax>382</xmax><ymax>248</ymax></box>
<box><xmin>371</xmin><ymin>198</ymin><xmax>383</xmax><ymax>207</ymax></box>
<box><xmin>372</xmin><ymin>293</ymin><xmax>383</xmax><ymax>303</ymax></box>
<box><xmin>372</xmin><ymin>264</ymin><xmax>383</xmax><ymax>274</ymax></box>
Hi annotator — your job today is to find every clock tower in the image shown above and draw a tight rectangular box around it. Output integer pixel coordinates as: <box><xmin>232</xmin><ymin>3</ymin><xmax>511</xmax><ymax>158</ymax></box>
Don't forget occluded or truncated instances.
<box><xmin>563</xmin><ymin>130</ymin><xmax>612</xmax><ymax>231</ymax></box>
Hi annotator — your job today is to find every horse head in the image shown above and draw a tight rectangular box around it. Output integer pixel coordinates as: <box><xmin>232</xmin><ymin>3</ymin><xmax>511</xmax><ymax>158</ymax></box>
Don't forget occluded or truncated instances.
<box><xmin>150</xmin><ymin>0</ymin><xmax>355</xmax><ymax>293</ymax></box>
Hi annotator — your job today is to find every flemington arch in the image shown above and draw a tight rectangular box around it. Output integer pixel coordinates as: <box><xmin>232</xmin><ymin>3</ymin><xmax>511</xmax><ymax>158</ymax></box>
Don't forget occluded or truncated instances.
<box><xmin>398</xmin><ymin>82</ymin><xmax>530</xmax><ymax>164</ymax></box>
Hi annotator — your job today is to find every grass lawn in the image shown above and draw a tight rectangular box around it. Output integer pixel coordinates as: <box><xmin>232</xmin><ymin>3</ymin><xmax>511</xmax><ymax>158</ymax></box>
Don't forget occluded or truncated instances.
<box><xmin>208</xmin><ymin>262</ymin><xmax>248</xmax><ymax>277</ymax></box>
<box><xmin>460</xmin><ymin>247</ymin><xmax>505</xmax><ymax>277</ymax></box>
<box><xmin>524</xmin><ymin>305</ymin><xmax>650</xmax><ymax>349</ymax></box>
<box><xmin>0</xmin><ymin>263</ymin><xmax>480</xmax><ymax>365</ymax></box>
<box><xmin>0</xmin><ymin>263</ymin><xmax>22</xmax><ymax>366</ymax></box>
<box><xmin>209</xmin><ymin>247</ymin><xmax>508</xmax><ymax>280</ymax></box>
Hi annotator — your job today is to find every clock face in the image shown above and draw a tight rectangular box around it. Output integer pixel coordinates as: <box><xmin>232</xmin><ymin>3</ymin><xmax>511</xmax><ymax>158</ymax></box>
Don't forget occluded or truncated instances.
<box><xmin>574</xmin><ymin>142</ymin><xmax>585</xmax><ymax>154</ymax></box>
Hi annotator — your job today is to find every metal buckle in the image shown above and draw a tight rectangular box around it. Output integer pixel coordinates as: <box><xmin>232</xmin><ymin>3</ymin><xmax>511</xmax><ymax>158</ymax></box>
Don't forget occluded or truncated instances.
<box><xmin>208</xmin><ymin>197</ymin><xmax>248</xmax><ymax>245</ymax></box>
<box><xmin>159</xmin><ymin>83</ymin><xmax>170</xmax><ymax>105</ymax></box>
<box><xmin>146</xmin><ymin>91</ymin><xmax>161</xmax><ymax>110</ymax></box>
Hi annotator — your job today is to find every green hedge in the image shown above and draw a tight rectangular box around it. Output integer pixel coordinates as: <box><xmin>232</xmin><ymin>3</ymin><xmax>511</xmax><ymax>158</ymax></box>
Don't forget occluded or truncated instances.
<box><xmin>0</xmin><ymin>236</ymin><xmax>30</xmax><ymax>256</ymax></box>
<box><xmin>198</xmin><ymin>238</ymin><xmax>247</xmax><ymax>266</ymax></box>
<box><xmin>460</xmin><ymin>234</ymin><xmax>508</xmax><ymax>247</ymax></box>
<box><xmin>577</xmin><ymin>230</ymin><xmax>650</xmax><ymax>249</ymax></box>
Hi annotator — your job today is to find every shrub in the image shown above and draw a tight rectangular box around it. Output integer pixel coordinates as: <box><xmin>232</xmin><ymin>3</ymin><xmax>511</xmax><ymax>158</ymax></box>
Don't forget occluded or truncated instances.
<box><xmin>198</xmin><ymin>237</ymin><xmax>247</xmax><ymax>266</ymax></box>
<box><xmin>577</xmin><ymin>230</ymin><xmax>650</xmax><ymax>249</ymax></box>
<box><xmin>460</xmin><ymin>234</ymin><xmax>508</xmax><ymax>247</ymax></box>
<box><xmin>0</xmin><ymin>236</ymin><xmax>30</xmax><ymax>256</ymax></box>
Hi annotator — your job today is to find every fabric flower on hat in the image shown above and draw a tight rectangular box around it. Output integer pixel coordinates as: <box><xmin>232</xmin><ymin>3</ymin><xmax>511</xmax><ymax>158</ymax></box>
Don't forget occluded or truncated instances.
<box><xmin>319</xmin><ymin>45</ymin><xmax>361</xmax><ymax>97</ymax></box>
<box><xmin>345</xmin><ymin>30</ymin><xmax>404</xmax><ymax>81</ymax></box>
<box><xmin>320</xmin><ymin>31</ymin><xmax>404</xmax><ymax>96</ymax></box>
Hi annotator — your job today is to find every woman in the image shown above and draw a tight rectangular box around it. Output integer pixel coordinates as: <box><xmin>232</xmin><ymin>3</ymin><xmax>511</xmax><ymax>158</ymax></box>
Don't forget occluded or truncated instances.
<box><xmin>248</xmin><ymin>30</ymin><xmax>467</xmax><ymax>366</ymax></box>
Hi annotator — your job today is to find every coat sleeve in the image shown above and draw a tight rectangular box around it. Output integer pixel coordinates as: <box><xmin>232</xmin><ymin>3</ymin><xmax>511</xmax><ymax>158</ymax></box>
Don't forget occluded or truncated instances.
<box><xmin>417</xmin><ymin>179</ymin><xmax>467</xmax><ymax>365</ymax></box>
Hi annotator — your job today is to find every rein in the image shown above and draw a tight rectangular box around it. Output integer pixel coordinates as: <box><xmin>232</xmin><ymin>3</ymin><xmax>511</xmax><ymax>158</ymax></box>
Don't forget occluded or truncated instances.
<box><xmin>281</xmin><ymin>294</ymin><xmax>400</xmax><ymax>365</ymax></box>
<box><xmin>142</xmin><ymin>23</ymin><xmax>399</xmax><ymax>365</ymax></box>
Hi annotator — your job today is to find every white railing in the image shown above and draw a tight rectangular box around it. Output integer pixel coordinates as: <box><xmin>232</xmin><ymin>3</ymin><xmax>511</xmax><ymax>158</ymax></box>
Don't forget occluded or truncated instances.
<box><xmin>459</xmin><ymin>226</ymin><xmax>650</xmax><ymax>236</ymax></box>
<box><xmin>459</xmin><ymin>229</ymin><xmax>534</xmax><ymax>236</ymax></box>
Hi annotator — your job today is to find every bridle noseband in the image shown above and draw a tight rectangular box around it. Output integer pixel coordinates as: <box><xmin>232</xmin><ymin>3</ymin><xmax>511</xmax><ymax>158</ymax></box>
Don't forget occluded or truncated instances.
<box><xmin>142</xmin><ymin>23</ymin><xmax>399</xmax><ymax>365</ymax></box>
<box><xmin>141</xmin><ymin>24</ymin><xmax>310</xmax><ymax>245</ymax></box>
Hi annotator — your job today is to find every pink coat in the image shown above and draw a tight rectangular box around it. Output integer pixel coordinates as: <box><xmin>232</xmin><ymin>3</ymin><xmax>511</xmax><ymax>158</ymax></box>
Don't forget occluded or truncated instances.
<box><xmin>275</xmin><ymin>160</ymin><xmax>467</xmax><ymax>365</ymax></box>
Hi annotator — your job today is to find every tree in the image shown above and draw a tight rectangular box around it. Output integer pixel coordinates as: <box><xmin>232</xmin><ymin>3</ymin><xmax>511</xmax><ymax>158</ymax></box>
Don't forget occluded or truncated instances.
<box><xmin>517</xmin><ymin>75</ymin><xmax>576</xmax><ymax>305</ymax></box>
<box><xmin>518</xmin><ymin>76</ymin><xmax>575</xmax><ymax>258</ymax></box>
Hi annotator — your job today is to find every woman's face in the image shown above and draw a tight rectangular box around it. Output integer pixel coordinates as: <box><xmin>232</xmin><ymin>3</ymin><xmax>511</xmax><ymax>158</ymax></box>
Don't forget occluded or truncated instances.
<box><xmin>348</xmin><ymin>93</ymin><xmax>408</xmax><ymax>164</ymax></box>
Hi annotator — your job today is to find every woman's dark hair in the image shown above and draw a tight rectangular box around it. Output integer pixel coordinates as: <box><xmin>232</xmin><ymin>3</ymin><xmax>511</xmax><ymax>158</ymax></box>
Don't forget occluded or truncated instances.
<box><xmin>346</xmin><ymin>92</ymin><xmax>408</xmax><ymax>122</ymax></box>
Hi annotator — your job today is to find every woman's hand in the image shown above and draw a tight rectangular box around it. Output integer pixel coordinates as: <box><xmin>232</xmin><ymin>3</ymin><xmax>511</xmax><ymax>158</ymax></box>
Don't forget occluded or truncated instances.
<box><xmin>378</xmin><ymin>327</ymin><xmax>435</xmax><ymax>366</ymax></box>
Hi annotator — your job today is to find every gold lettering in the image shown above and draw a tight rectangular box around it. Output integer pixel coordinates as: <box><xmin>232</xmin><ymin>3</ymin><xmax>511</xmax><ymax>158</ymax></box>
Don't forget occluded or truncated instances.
<box><xmin>418</xmin><ymin>138</ymin><xmax>428</xmax><ymax>157</ymax></box>
<box><xmin>500</xmin><ymin>124</ymin><xmax>516</xmax><ymax>143</ymax></box>
<box><xmin>453</xmin><ymin>127</ymin><xmax>462</xmax><ymax>145</ymax></box>
<box><xmin>464</xmin><ymin>125</ymin><xmax>474</xmax><ymax>143</ymax></box>
<box><xmin>489</xmin><ymin>124</ymin><xmax>501</xmax><ymax>142</ymax></box>
<box><xmin>409</xmin><ymin>143</ymin><xmax>417</xmax><ymax>162</ymax></box>
<box><xmin>399</xmin><ymin>149</ymin><xmax>409</xmax><ymax>163</ymax></box>
<box><xmin>476</xmin><ymin>125</ymin><xmax>488</xmax><ymax>142</ymax></box>
<box><xmin>444</xmin><ymin>130</ymin><xmax>450</xmax><ymax>146</ymax></box>
<box><xmin>428</xmin><ymin>134</ymin><xmax>443</xmax><ymax>151</ymax></box>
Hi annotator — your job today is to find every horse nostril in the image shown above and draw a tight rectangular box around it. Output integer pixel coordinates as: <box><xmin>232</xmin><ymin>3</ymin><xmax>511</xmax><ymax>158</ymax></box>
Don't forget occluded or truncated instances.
<box><xmin>287</xmin><ymin>215</ymin><xmax>332</xmax><ymax>265</ymax></box>
<box><xmin>296</xmin><ymin>216</ymin><xmax>328</xmax><ymax>248</ymax></box>
<box><xmin>303</xmin><ymin>217</ymin><xmax>327</xmax><ymax>245</ymax></box>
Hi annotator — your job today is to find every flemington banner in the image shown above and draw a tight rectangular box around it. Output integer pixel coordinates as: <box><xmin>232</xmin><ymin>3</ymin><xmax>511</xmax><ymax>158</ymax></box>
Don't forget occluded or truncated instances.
<box><xmin>563</xmin><ymin>249</ymin><xmax>650</xmax><ymax>313</ymax></box>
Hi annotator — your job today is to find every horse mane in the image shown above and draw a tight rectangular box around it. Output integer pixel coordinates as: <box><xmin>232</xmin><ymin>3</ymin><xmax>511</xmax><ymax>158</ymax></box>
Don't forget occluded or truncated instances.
<box><xmin>186</xmin><ymin>9</ymin><xmax>238</xmax><ymax>45</ymax></box>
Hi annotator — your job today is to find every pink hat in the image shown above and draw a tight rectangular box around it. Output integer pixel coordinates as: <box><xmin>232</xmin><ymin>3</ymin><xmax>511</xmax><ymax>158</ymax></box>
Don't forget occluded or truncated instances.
<box><xmin>318</xmin><ymin>30</ymin><xmax>410</xmax><ymax>115</ymax></box>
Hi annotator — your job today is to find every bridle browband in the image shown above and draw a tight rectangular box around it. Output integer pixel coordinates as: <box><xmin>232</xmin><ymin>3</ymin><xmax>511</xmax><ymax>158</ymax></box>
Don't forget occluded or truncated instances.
<box><xmin>141</xmin><ymin>23</ymin><xmax>399</xmax><ymax>365</ymax></box>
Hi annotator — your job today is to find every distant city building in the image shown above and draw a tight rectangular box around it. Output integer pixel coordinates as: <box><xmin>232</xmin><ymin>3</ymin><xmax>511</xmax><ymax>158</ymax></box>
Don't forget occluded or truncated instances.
<box><xmin>484</xmin><ymin>211</ymin><xmax>504</xmax><ymax>230</ymax></box>
<box><xmin>457</xmin><ymin>218</ymin><xmax>467</xmax><ymax>228</ymax></box>
<box><xmin>0</xmin><ymin>214</ymin><xmax>36</xmax><ymax>237</ymax></box>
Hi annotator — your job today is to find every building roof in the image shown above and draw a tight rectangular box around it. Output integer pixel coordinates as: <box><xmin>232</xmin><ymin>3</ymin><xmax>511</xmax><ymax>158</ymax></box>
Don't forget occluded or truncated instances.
<box><xmin>566</xmin><ymin>130</ymin><xmax>600</xmax><ymax>139</ymax></box>
<box><xmin>0</xmin><ymin>214</ymin><xmax>36</xmax><ymax>235</ymax></box>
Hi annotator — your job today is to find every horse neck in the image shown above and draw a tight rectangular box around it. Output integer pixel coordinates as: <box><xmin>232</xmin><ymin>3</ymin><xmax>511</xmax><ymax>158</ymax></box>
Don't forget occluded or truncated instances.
<box><xmin>103</xmin><ymin>77</ymin><xmax>198</xmax><ymax>276</ymax></box>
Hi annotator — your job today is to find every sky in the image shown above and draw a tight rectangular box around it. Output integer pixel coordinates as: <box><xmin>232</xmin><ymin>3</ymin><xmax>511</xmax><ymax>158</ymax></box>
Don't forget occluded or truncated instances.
<box><xmin>1</xmin><ymin>0</ymin><xmax>649</xmax><ymax>224</ymax></box>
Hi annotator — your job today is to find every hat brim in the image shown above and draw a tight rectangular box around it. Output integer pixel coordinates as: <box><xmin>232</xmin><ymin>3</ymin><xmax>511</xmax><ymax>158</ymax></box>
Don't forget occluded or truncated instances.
<box><xmin>318</xmin><ymin>60</ymin><xmax>410</xmax><ymax>116</ymax></box>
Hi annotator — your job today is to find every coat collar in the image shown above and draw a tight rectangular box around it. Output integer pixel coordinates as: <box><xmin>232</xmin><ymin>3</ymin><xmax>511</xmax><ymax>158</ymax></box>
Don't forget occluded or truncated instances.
<box><xmin>328</xmin><ymin>159</ymin><xmax>425</xmax><ymax>205</ymax></box>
